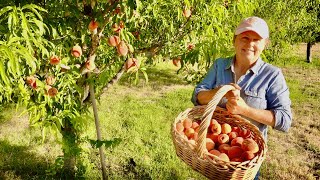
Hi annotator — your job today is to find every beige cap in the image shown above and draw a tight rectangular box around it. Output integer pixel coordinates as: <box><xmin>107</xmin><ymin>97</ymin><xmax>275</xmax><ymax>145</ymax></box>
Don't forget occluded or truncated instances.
<box><xmin>235</xmin><ymin>16</ymin><xmax>269</xmax><ymax>39</ymax></box>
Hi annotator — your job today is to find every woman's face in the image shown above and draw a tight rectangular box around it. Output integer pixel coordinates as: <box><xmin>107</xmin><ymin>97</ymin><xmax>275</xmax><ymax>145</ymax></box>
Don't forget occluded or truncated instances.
<box><xmin>234</xmin><ymin>31</ymin><xmax>267</xmax><ymax>63</ymax></box>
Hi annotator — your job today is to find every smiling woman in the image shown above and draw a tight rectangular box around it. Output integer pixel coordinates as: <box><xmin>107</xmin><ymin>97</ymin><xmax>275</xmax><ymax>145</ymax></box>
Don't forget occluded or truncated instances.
<box><xmin>191</xmin><ymin>16</ymin><xmax>293</xmax><ymax>180</ymax></box>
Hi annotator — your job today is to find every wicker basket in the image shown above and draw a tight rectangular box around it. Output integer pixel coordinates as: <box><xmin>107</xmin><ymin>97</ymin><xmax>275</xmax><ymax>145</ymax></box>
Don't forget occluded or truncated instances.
<box><xmin>171</xmin><ymin>85</ymin><xmax>267</xmax><ymax>180</ymax></box>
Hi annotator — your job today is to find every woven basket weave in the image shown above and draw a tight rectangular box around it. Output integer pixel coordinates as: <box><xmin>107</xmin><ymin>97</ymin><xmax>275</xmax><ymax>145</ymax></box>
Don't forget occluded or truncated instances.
<box><xmin>171</xmin><ymin>85</ymin><xmax>267</xmax><ymax>180</ymax></box>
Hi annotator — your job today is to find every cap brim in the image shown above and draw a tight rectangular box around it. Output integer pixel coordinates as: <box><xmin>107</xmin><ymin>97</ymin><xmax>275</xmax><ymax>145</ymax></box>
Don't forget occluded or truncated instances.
<box><xmin>235</xmin><ymin>27</ymin><xmax>268</xmax><ymax>39</ymax></box>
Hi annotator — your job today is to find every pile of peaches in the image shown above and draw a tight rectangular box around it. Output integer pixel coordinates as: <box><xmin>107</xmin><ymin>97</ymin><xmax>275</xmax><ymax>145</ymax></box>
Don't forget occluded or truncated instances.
<box><xmin>175</xmin><ymin>118</ymin><xmax>260</xmax><ymax>163</ymax></box>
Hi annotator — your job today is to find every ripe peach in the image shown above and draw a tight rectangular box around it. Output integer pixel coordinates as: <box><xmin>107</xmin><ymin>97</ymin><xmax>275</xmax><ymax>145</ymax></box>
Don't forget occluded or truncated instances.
<box><xmin>228</xmin><ymin>146</ymin><xmax>244</xmax><ymax>159</ymax></box>
<box><xmin>207</xmin><ymin>133</ymin><xmax>219</xmax><ymax>143</ymax></box>
<box><xmin>217</xmin><ymin>134</ymin><xmax>229</xmax><ymax>144</ymax></box>
<box><xmin>191</xmin><ymin>122</ymin><xmax>199</xmax><ymax>129</ymax></box>
<box><xmin>71</xmin><ymin>44</ymin><xmax>82</xmax><ymax>58</ymax></box>
<box><xmin>241</xmin><ymin>138</ymin><xmax>259</xmax><ymax>153</ymax></box>
<box><xmin>209</xmin><ymin>149</ymin><xmax>221</xmax><ymax>157</ymax></box>
<box><xmin>191</xmin><ymin>132</ymin><xmax>198</xmax><ymax>140</ymax></box>
<box><xmin>117</xmin><ymin>41</ymin><xmax>128</xmax><ymax>56</ymax></box>
<box><xmin>242</xmin><ymin>151</ymin><xmax>256</xmax><ymax>161</ymax></box>
<box><xmin>228</xmin><ymin>131</ymin><xmax>238</xmax><ymax>141</ymax></box>
<box><xmin>183</xmin><ymin>118</ymin><xmax>192</xmax><ymax>128</ymax></box>
<box><xmin>231</xmin><ymin>157</ymin><xmax>243</xmax><ymax>162</ymax></box>
<box><xmin>221</xmin><ymin>123</ymin><xmax>232</xmax><ymax>134</ymax></box>
<box><xmin>85</xmin><ymin>60</ymin><xmax>96</xmax><ymax>71</ymax></box>
<box><xmin>187</xmin><ymin>44</ymin><xmax>195</xmax><ymax>51</ymax></box>
<box><xmin>107</xmin><ymin>35</ymin><xmax>120</xmax><ymax>47</ymax></box>
<box><xmin>232</xmin><ymin>126</ymin><xmax>241</xmax><ymax>134</ymax></box>
<box><xmin>172</xmin><ymin>57</ymin><xmax>181</xmax><ymax>67</ymax></box>
<box><xmin>26</xmin><ymin>76</ymin><xmax>36</xmax><ymax>86</ymax></box>
<box><xmin>211</xmin><ymin>122</ymin><xmax>222</xmax><ymax>135</ymax></box>
<box><xmin>183</xmin><ymin>8</ymin><xmax>191</xmax><ymax>18</ymax></box>
<box><xmin>218</xmin><ymin>144</ymin><xmax>231</xmax><ymax>154</ymax></box>
<box><xmin>231</xmin><ymin>137</ymin><xmax>244</xmax><ymax>147</ymax></box>
<box><xmin>50</xmin><ymin>55</ymin><xmax>60</xmax><ymax>65</ymax></box>
<box><xmin>184</xmin><ymin>128</ymin><xmax>195</xmax><ymax>139</ymax></box>
<box><xmin>218</xmin><ymin>153</ymin><xmax>230</xmax><ymax>162</ymax></box>
<box><xmin>176</xmin><ymin>122</ymin><xmax>184</xmax><ymax>133</ymax></box>
<box><xmin>240</xmin><ymin>128</ymin><xmax>251</xmax><ymax>138</ymax></box>
<box><xmin>47</xmin><ymin>87</ymin><xmax>58</xmax><ymax>97</ymax></box>
<box><xmin>45</xmin><ymin>76</ymin><xmax>55</xmax><ymax>85</ymax></box>
<box><xmin>88</xmin><ymin>20</ymin><xmax>99</xmax><ymax>33</ymax></box>
<box><xmin>206</xmin><ymin>138</ymin><xmax>215</xmax><ymax>151</ymax></box>
<box><xmin>125</xmin><ymin>58</ymin><xmax>139</xmax><ymax>70</ymax></box>
<box><xmin>112</xmin><ymin>23</ymin><xmax>121</xmax><ymax>33</ymax></box>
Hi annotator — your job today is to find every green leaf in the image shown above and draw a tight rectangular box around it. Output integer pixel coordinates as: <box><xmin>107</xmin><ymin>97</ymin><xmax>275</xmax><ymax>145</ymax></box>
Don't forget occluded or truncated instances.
<box><xmin>0</xmin><ymin>6</ymin><xmax>13</xmax><ymax>18</ymax></box>
<box><xmin>21</xmin><ymin>4</ymin><xmax>46</xmax><ymax>21</ymax></box>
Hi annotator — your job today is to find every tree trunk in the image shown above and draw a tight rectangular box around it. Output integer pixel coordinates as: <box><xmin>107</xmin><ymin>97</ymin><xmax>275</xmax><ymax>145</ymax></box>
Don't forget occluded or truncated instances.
<box><xmin>307</xmin><ymin>42</ymin><xmax>313</xmax><ymax>63</ymax></box>
<box><xmin>61</xmin><ymin>120</ymin><xmax>78</xmax><ymax>179</ymax></box>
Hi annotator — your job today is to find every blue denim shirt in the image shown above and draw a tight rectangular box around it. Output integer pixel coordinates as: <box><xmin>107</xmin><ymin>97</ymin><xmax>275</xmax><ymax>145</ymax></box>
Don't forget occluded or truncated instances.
<box><xmin>191</xmin><ymin>57</ymin><xmax>292</xmax><ymax>141</ymax></box>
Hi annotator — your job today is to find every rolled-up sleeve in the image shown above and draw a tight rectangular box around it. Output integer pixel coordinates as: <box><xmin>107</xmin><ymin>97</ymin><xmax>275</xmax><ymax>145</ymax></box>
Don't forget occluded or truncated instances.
<box><xmin>191</xmin><ymin>62</ymin><xmax>217</xmax><ymax>105</ymax></box>
<box><xmin>267</xmin><ymin>69</ymin><xmax>293</xmax><ymax>132</ymax></box>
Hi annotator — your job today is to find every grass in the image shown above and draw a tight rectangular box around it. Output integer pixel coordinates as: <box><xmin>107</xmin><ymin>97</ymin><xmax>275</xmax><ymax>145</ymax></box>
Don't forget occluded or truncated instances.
<box><xmin>0</xmin><ymin>44</ymin><xmax>319</xmax><ymax>179</ymax></box>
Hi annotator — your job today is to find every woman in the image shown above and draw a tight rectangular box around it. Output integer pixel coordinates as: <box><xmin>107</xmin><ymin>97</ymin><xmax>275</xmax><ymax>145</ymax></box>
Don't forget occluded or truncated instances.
<box><xmin>191</xmin><ymin>16</ymin><xmax>292</xmax><ymax>179</ymax></box>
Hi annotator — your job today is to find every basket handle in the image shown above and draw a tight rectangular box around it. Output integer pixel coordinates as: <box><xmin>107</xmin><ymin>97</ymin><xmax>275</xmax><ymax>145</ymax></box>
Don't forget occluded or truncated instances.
<box><xmin>195</xmin><ymin>85</ymin><xmax>236</xmax><ymax>157</ymax></box>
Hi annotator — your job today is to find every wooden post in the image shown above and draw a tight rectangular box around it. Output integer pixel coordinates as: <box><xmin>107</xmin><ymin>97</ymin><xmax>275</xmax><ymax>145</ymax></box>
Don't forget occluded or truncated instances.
<box><xmin>89</xmin><ymin>80</ymin><xmax>108</xmax><ymax>180</ymax></box>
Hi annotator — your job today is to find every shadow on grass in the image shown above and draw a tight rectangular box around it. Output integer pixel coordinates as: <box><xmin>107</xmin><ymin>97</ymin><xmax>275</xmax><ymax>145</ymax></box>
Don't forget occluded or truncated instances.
<box><xmin>119</xmin><ymin>65</ymin><xmax>189</xmax><ymax>89</ymax></box>
<box><xmin>0</xmin><ymin>140</ymin><xmax>50</xmax><ymax>179</ymax></box>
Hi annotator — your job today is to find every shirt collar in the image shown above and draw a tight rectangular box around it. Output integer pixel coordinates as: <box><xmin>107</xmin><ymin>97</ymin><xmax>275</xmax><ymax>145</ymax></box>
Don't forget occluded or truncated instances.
<box><xmin>225</xmin><ymin>56</ymin><xmax>264</xmax><ymax>74</ymax></box>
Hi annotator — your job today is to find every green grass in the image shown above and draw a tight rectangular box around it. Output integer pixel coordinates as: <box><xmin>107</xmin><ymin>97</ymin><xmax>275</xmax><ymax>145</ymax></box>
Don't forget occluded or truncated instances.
<box><xmin>0</xmin><ymin>47</ymin><xmax>320</xmax><ymax>179</ymax></box>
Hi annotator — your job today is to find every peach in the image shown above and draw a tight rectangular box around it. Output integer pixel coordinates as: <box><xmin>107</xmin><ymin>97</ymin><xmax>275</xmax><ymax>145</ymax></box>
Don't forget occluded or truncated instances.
<box><xmin>211</xmin><ymin>122</ymin><xmax>222</xmax><ymax>135</ymax></box>
<box><xmin>107</xmin><ymin>35</ymin><xmax>120</xmax><ymax>47</ymax></box>
<box><xmin>184</xmin><ymin>128</ymin><xmax>195</xmax><ymax>139</ymax></box>
<box><xmin>191</xmin><ymin>132</ymin><xmax>198</xmax><ymax>140</ymax></box>
<box><xmin>71</xmin><ymin>44</ymin><xmax>82</xmax><ymax>58</ymax></box>
<box><xmin>176</xmin><ymin>122</ymin><xmax>184</xmax><ymax>133</ymax></box>
<box><xmin>85</xmin><ymin>60</ymin><xmax>96</xmax><ymax>71</ymax></box>
<box><xmin>209</xmin><ymin>149</ymin><xmax>221</xmax><ymax>157</ymax></box>
<box><xmin>228</xmin><ymin>146</ymin><xmax>244</xmax><ymax>159</ymax></box>
<box><xmin>232</xmin><ymin>126</ymin><xmax>241</xmax><ymax>134</ymax></box>
<box><xmin>183</xmin><ymin>119</ymin><xmax>192</xmax><ymax>128</ymax></box>
<box><xmin>50</xmin><ymin>55</ymin><xmax>60</xmax><ymax>65</ymax></box>
<box><xmin>47</xmin><ymin>87</ymin><xmax>58</xmax><ymax>97</ymax></box>
<box><xmin>45</xmin><ymin>76</ymin><xmax>55</xmax><ymax>85</ymax></box>
<box><xmin>241</xmin><ymin>138</ymin><xmax>259</xmax><ymax>153</ymax></box>
<box><xmin>26</xmin><ymin>76</ymin><xmax>36</xmax><ymax>86</ymax></box>
<box><xmin>125</xmin><ymin>58</ymin><xmax>139</xmax><ymax>70</ymax></box>
<box><xmin>231</xmin><ymin>157</ymin><xmax>243</xmax><ymax>162</ymax></box>
<box><xmin>218</xmin><ymin>144</ymin><xmax>231</xmax><ymax>154</ymax></box>
<box><xmin>231</xmin><ymin>137</ymin><xmax>244</xmax><ymax>147</ymax></box>
<box><xmin>172</xmin><ymin>57</ymin><xmax>181</xmax><ymax>67</ymax></box>
<box><xmin>218</xmin><ymin>153</ymin><xmax>230</xmax><ymax>162</ymax></box>
<box><xmin>242</xmin><ymin>151</ymin><xmax>256</xmax><ymax>161</ymax></box>
<box><xmin>221</xmin><ymin>123</ymin><xmax>232</xmax><ymax>134</ymax></box>
<box><xmin>207</xmin><ymin>133</ymin><xmax>219</xmax><ymax>143</ymax></box>
<box><xmin>191</xmin><ymin>122</ymin><xmax>199</xmax><ymax>129</ymax></box>
<box><xmin>217</xmin><ymin>134</ymin><xmax>229</xmax><ymax>144</ymax></box>
<box><xmin>187</xmin><ymin>43</ymin><xmax>195</xmax><ymax>51</ymax></box>
<box><xmin>183</xmin><ymin>8</ymin><xmax>191</xmax><ymax>18</ymax></box>
<box><xmin>88</xmin><ymin>20</ymin><xmax>99</xmax><ymax>33</ymax></box>
<box><xmin>117</xmin><ymin>41</ymin><xmax>128</xmax><ymax>56</ymax></box>
<box><xmin>206</xmin><ymin>138</ymin><xmax>215</xmax><ymax>151</ymax></box>
<box><xmin>228</xmin><ymin>131</ymin><xmax>238</xmax><ymax>140</ymax></box>
<box><xmin>240</xmin><ymin>128</ymin><xmax>251</xmax><ymax>138</ymax></box>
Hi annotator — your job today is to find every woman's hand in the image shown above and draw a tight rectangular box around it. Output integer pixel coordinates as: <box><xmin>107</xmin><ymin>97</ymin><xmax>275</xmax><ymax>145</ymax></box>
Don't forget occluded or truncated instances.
<box><xmin>225</xmin><ymin>83</ymin><xmax>241</xmax><ymax>100</ymax></box>
<box><xmin>226</xmin><ymin>97</ymin><xmax>249</xmax><ymax>115</ymax></box>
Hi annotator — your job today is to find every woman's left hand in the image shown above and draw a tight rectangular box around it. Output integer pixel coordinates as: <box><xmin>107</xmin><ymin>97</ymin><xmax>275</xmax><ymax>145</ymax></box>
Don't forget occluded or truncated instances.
<box><xmin>226</xmin><ymin>97</ymin><xmax>249</xmax><ymax>115</ymax></box>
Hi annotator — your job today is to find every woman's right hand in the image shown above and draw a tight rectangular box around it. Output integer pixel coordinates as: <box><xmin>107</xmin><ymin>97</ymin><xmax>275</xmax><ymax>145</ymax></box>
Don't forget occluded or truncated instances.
<box><xmin>224</xmin><ymin>83</ymin><xmax>241</xmax><ymax>100</ymax></box>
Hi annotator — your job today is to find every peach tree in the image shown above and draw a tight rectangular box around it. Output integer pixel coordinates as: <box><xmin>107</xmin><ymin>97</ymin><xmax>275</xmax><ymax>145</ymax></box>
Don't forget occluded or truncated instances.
<box><xmin>0</xmin><ymin>0</ymin><xmax>300</xmax><ymax>178</ymax></box>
